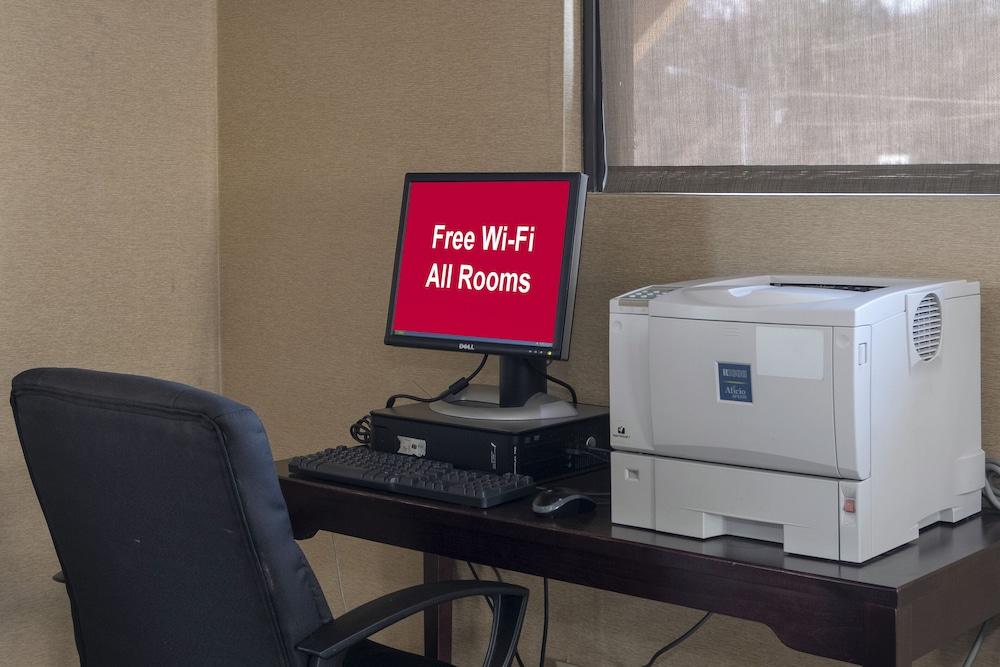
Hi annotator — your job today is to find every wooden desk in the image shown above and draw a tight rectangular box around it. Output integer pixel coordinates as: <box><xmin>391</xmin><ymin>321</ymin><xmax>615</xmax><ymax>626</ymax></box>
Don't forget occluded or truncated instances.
<box><xmin>277</xmin><ymin>462</ymin><xmax>1000</xmax><ymax>666</ymax></box>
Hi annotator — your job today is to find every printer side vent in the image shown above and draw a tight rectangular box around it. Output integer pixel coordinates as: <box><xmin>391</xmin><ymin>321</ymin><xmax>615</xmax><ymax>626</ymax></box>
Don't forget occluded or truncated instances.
<box><xmin>912</xmin><ymin>293</ymin><xmax>942</xmax><ymax>361</ymax></box>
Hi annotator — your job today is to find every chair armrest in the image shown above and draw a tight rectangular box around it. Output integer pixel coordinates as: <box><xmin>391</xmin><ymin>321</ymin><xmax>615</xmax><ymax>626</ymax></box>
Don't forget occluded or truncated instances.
<box><xmin>296</xmin><ymin>580</ymin><xmax>528</xmax><ymax>667</ymax></box>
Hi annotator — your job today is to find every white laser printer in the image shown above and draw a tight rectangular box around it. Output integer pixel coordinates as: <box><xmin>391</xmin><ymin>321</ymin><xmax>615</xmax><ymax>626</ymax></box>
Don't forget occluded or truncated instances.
<box><xmin>609</xmin><ymin>275</ymin><xmax>984</xmax><ymax>562</ymax></box>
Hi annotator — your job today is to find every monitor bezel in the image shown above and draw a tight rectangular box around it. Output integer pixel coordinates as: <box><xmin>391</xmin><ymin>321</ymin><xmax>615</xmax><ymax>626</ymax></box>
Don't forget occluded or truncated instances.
<box><xmin>384</xmin><ymin>171</ymin><xmax>587</xmax><ymax>361</ymax></box>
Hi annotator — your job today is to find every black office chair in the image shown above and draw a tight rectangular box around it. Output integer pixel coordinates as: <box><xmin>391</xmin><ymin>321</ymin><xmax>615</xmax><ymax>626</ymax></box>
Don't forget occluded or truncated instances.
<box><xmin>10</xmin><ymin>368</ymin><xmax>527</xmax><ymax>666</ymax></box>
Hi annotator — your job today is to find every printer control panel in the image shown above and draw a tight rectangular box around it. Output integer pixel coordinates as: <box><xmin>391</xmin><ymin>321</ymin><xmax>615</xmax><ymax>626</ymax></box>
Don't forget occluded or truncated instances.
<box><xmin>618</xmin><ymin>285</ymin><xmax>677</xmax><ymax>308</ymax></box>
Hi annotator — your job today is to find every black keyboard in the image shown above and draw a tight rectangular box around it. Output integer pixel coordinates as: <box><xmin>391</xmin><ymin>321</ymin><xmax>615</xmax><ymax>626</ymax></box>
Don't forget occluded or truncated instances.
<box><xmin>288</xmin><ymin>446</ymin><xmax>536</xmax><ymax>508</ymax></box>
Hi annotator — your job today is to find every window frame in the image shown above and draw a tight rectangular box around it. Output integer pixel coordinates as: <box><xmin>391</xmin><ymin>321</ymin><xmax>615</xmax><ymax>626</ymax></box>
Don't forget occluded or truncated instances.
<box><xmin>582</xmin><ymin>0</ymin><xmax>607</xmax><ymax>192</ymax></box>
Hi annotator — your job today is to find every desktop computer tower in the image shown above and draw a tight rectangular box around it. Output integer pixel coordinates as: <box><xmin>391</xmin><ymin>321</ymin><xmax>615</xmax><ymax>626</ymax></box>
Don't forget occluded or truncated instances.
<box><xmin>370</xmin><ymin>403</ymin><xmax>609</xmax><ymax>482</ymax></box>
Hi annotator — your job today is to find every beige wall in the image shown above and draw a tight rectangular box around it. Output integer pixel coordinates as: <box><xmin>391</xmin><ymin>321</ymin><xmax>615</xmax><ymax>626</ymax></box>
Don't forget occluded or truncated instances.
<box><xmin>0</xmin><ymin>1</ymin><xmax>219</xmax><ymax>664</ymax></box>
<box><xmin>218</xmin><ymin>0</ymin><xmax>580</xmax><ymax>656</ymax></box>
<box><xmin>210</xmin><ymin>2</ymin><xmax>998</xmax><ymax>666</ymax></box>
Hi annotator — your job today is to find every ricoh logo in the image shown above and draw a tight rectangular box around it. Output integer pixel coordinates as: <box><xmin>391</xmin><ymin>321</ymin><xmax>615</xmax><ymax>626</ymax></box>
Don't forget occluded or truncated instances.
<box><xmin>458</xmin><ymin>343</ymin><xmax>475</xmax><ymax>351</ymax></box>
<box><xmin>718</xmin><ymin>362</ymin><xmax>753</xmax><ymax>403</ymax></box>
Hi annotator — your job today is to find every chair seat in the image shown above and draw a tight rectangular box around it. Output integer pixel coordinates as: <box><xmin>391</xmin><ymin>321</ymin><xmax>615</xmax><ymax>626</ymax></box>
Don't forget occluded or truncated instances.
<box><xmin>345</xmin><ymin>640</ymin><xmax>452</xmax><ymax>667</ymax></box>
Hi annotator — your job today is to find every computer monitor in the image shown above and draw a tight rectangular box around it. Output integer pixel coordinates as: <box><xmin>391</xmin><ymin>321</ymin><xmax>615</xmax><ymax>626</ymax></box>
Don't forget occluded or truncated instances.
<box><xmin>385</xmin><ymin>172</ymin><xmax>588</xmax><ymax>420</ymax></box>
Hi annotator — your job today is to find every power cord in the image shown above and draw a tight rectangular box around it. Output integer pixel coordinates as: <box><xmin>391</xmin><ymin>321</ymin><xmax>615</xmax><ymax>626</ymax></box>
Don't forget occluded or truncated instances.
<box><xmin>350</xmin><ymin>354</ymin><xmax>489</xmax><ymax>444</ymax></box>
<box><xmin>329</xmin><ymin>534</ymin><xmax>349</xmax><ymax>614</ymax></box>
<box><xmin>463</xmin><ymin>564</ymin><xmax>555</xmax><ymax>667</ymax></box>
<box><xmin>964</xmin><ymin>462</ymin><xmax>1000</xmax><ymax>663</ymax></box>
<box><xmin>963</xmin><ymin>618</ymin><xmax>991</xmax><ymax>667</ymax></box>
<box><xmin>564</xmin><ymin>447</ymin><xmax>610</xmax><ymax>464</ymax></box>
<box><xmin>984</xmin><ymin>458</ymin><xmax>1000</xmax><ymax>511</ymax></box>
<box><xmin>527</xmin><ymin>362</ymin><xmax>578</xmax><ymax>405</ymax></box>
<box><xmin>528</xmin><ymin>359</ymin><xmax>577</xmax><ymax>405</ymax></box>
<box><xmin>536</xmin><ymin>486</ymin><xmax>610</xmax><ymax>496</ymax></box>
<box><xmin>545</xmin><ymin>374</ymin><xmax>578</xmax><ymax>405</ymax></box>
<box><xmin>539</xmin><ymin>577</ymin><xmax>549</xmax><ymax>667</ymax></box>
<box><xmin>641</xmin><ymin>611</ymin><xmax>713</xmax><ymax>666</ymax></box>
<box><xmin>465</xmin><ymin>562</ymin><xmax>525</xmax><ymax>667</ymax></box>
<box><xmin>385</xmin><ymin>354</ymin><xmax>489</xmax><ymax>408</ymax></box>
<box><xmin>545</xmin><ymin>359</ymin><xmax>577</xmax><ymax>405</ymax></box>
<box><xmin>349</xmin><ymin>415</ymin><xmax>372</xmax><ymax>444</ymax></box>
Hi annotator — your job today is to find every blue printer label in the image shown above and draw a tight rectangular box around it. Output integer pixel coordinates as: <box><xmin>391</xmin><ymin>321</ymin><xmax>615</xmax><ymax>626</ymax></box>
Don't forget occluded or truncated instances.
<box><xmin>718</xmin><ymin>363</ymin><xmax>752</xmax><ymax>403</ymax></box>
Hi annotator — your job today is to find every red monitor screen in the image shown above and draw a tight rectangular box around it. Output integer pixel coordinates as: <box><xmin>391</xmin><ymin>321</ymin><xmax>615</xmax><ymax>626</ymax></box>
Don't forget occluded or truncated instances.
<box><xmin>386</xmin><ymin>173</ymin><xmax>586</xmax><ymax>358</ymax></box>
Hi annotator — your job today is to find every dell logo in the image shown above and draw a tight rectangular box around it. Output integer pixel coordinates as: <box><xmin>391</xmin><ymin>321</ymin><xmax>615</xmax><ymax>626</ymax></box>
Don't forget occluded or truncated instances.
<box><xmin>458</xmin><ymin>343</ymin><xmax>475</xmax><ymax>351</ymax></box>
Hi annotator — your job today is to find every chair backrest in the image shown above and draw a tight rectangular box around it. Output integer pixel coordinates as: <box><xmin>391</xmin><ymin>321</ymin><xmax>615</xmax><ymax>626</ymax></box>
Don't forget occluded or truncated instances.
<box><xmin>10</xmin><ymin>368</ymin><xmax>331</xmax><ymax>666</ymax></box>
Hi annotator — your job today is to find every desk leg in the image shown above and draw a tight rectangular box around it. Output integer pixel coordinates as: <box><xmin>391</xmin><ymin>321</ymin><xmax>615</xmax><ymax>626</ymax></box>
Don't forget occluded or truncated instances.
<box><xmin>423</xmin><ymin>553</ymin><xmax>454</xmax><ymax>662</ymax></box>
<box><xmin>863</xmin><ymin>604</ymin><xmax>912</xmax><ymax>667</ymax></box>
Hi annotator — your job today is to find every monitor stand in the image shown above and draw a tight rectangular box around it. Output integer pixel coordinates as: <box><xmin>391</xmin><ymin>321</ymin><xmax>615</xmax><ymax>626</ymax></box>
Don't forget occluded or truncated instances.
<box><xmin>429</xmin><ymin>357</ymin><xmax>578</xmax><ymax>421</ymax></box>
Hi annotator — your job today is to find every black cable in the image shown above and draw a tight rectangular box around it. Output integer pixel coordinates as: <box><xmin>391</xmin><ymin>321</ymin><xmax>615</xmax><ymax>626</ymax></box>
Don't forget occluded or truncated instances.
<box><xmin>350</xmin><ymin>354</ymin><xmax>489</xmax><ymax>443</ymax></box>
<box><xmin>466</xmin><ymin>562</ymin><xmax>525</xmax><ymax>667</ymax></box>
<box><xmin>537</xmin><ymin>486</ymin><xmax>611</xmax><ymax>496</ymax></box>
<box><xmin>641</xmin><ymin>612</ymin><xmax>713</xmax><ymax>667</ymax></box>
<box><xmin>545</xmin><ymin>373</ymin><xmax>578</xmax><ymax>405</ymax></box>
<box><xmin>349</xmin><ymin>415</ymin><xmax>371</xmax><ymax>444</ymax></box>
<box><xmin>385</xmin><ymin>354</ymin><xmax>489</xmax><ymax>408</ymax></box>
<box><xmin>984</xmin><ymin>458</ymin><xmax>1000</xmax><ymax>511</ymax></box>
<box><xmin>539</xmin><ymin>577</ymin><xmax>549</xmax><ymax>667</ymax></box>
<box><xmin>564</xmin><ymin>447</ymin><xmax>610</xmax><ymax>463</ymax></box>
<box><xmin>527</xmin><ymin>362</ymin><xmax>578</xmax><ymax>405</ymax></box>
<box><xmin>963</xmin><ymin>617</ymin><xmax>995</xmax><ymax>667</ymax></box>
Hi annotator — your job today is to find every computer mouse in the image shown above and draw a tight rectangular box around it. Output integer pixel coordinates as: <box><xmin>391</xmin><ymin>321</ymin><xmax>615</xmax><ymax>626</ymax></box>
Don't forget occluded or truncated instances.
<box><xmin>531</xmin><ymin>487</ymin><xmax>597</xmax><ymax>517</ymax></box>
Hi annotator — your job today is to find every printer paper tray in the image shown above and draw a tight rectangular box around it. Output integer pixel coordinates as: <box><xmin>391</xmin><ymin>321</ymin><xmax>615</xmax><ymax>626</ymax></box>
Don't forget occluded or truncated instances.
<box><xmin>612</xmin><ymin>452</ymin><xmax>860</xmax><ymax>561</ymax></box>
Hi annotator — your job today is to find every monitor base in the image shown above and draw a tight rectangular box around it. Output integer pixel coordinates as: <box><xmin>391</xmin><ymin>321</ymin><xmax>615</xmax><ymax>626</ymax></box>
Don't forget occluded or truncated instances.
<box><xmin>429</xmin><ymin>384</ymin><xmax>578</xmax><ymax>421</ymax></box>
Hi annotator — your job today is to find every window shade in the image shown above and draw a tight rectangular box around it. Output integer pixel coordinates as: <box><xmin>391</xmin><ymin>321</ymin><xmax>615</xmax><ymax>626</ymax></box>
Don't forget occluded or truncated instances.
<box><xmin>601</xmin><ymin>0</ymin><xmax>1000</xmax><ymax>174</ymax></box>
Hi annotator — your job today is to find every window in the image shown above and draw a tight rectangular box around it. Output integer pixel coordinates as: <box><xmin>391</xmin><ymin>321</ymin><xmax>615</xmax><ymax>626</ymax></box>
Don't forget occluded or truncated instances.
<box><xmin>588</xmin><ymin>0</ymin><xmax>1000</xmax><ymax>193</ymax></box>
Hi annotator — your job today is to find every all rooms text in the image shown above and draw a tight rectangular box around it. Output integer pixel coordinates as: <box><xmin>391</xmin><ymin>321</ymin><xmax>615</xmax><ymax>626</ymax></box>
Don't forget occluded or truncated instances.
<box><xmin>424</xmin><ymin>224</ymin><xmax>537</xmax><ymax>294</ymax></box>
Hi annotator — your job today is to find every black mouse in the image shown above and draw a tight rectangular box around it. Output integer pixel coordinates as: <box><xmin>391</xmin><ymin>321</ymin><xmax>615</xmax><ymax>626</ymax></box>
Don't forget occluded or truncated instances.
<box><xmin>531</xmin><ymin>487</ymin><xmax>597</xmax><ymax>517</ymax></box>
